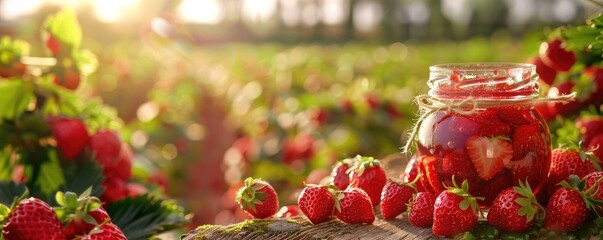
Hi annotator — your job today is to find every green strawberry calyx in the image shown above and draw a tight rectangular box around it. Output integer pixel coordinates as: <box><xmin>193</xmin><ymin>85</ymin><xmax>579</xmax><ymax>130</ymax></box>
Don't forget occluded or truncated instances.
<box><xmin>53</xmin><ymin>187</ymin><xmax>103</xmax><ymax>226</ymax></box>
<box><xmin>513</xmin><ymin>180</ymin><xmax>543</xmax><ymax>222</ymax></box>
<box><xmin>346</xmin><ymin>155</ymin><xmax>381</xmax><ymax>176</ymax></box>
<box><xmin>235</xmin><ymin>177</ymin><xmax>267</xmax><ymax>212</ymax></box>
<box><xmin>447</xmin><ymin>177</ymin><xmax>483</xmax><ymax>215</ymax></box>
<box><xmin>560</xmin><ymin>175</ymin><xmax>603</xmax><ymax>215</ymax></box>
<box><xmin>561</xmin><ymin>141</ymin><xmax>602</xmax><ymax>171</ymax></box>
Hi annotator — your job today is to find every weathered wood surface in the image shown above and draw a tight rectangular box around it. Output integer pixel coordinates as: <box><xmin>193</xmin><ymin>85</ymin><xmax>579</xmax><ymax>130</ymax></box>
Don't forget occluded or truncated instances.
<box><xmin>181</xmin><ymin>153</ymin><xmax>441</xmax><ymax>240</ymax></box>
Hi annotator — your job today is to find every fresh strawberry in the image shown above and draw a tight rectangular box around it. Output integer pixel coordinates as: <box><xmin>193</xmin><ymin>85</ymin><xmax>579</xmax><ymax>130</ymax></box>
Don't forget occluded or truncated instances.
<box><xmin>298</xmin><ymin>184</ymin><xmax>335</xmax><ymax>224</ymax></box>
<box><xmin>576</xmin><ymin>116</ymin><xmax>603</xmax><ymax>146</ymax></box>
<box><xmin>110</xmin><ymin>143</ymin><xmax>133</xmax><ymax>181</ymax></box>
<box><xmin>508</xmin><ymin>124</ymin><xmax>549</xmax><ymax>187</ymax></box>
<box><xmin>465</xmin><ymin>135</ymin><xmax>513</xmax><ymax>180</ymax></box>
<box><xmin>126</xmin><ymin>182</ymin><xmax>147</xmax><ymax>197</ymax></box>
<box><xmin>547</xmin><ymin>144</ymin><xmax>600</xmax><ymax>192</ymax></box>
<box><xmin>100</xmin><ymin>177</ymin><xmax>128</xmax><ymax>203</ymax></box>
<box><xmin>235</xmin><ymin>177</ymin><xmax>279</xmax><ymax>219</ymax></box>
<box><xmin>487</xmin><ymin>181</ymin><xmax>541</xmax><ymax>232</ymax></box>
<box><xmin>432</xmin><ymin>180</ymin><xmax>481</xmax><ymax>238</ymax></box>
<box><xmin>148</xmin><ymin>171</ymin><xmax>170</xmax><ymax>193</ymax></box>
<box><xmin>530</xmin><ymin>56</ymin><xmax>557</xmax><ymax>86</ymax></box>
<box><xmin>582</xmin><ymin>67</ymin><xmax>603</xmax><ymax>107</ymax></box>
<box><xmin>80</xmin><ymin>223</ymin><xmax>127</xmax><ymax>240</ymax></box>
<box><xmin>544</xmin><ymin>176</ymin><xmax>599</xmax><ymax>232</ymax></box>
<box><xmin>49</xmin><ymin>116</ymin><xmax>89</xmax><ymax>159</ymax></box>
<box><xmin>402</xmin><ymin>154</ymin><xmax>426</xmax><ymax>192</ymax></box>
<box><xmin>583</xmin><ymin>171</ymin><xmax>603</xmax><ymax>216</ymax></box>
<box><xmin>64</xmin><ymin>208</ymin><xmax>111</xmax><ymax>239</ymax></box>
<box><xmin>539</xmin><ymin>38</ymin><xmax>576</xmax><ymax>72</ymax></box>
<box><xmin>334</xmin><ymin>188</ymin><xmax>375</xmax><ymax>224</ymax></box>
<box><xmin>330</xmin><ymin>158</ymin><xmax>352</xmax><ymax>190</ymax></box>
<box><xmin>380</xmin><ymin>179</ymin><xmax>416</xmax><ymax>219</ymax></box>
<box><xmin>349</xmin><ymin>155</ymin><xmax>387</xmax><ymax>206</ymax></box>
<box><xmin>54</xmin><ymin>68</ymin><xmax>81</xmax><ymax>90</ymax></box>
<box><xmin>2</xmin><ymin>198</ymin><xmax>65</xmax><ymax>240</ymax></box>
<box><xmin>282</xmin><ymin>133</ymin><xmax>315</xmax><ymax>164</ymax></box>
<box><xmin>89</xmin><ymin>130</ymin><xmax>123</xmax><ymax>170</ymax></box>
<box><xmin>407</xmin><ymin>192</ymin><xmax>436</xmax><ymax>228</ymax></box>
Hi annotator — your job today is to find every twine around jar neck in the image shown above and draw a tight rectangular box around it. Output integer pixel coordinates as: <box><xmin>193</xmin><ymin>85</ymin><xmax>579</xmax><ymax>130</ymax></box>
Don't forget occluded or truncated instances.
<box><xmin>401</xmin><ymin>92</ymin><xmax>577</xmax><ymax>155</ymax></box>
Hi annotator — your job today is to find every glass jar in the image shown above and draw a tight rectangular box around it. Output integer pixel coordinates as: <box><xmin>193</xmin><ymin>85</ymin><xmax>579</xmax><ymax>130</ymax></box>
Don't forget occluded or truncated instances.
<box><xmin>412</xmin><ymin>63</ymin><xmax>551</xmax><ymax>206</ymax></box>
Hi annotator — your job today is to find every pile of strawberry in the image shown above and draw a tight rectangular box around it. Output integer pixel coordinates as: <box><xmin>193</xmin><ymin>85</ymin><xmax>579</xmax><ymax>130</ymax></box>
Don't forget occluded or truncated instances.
<box><xmin>0</xmin><ymin>189</ymin><xmax>126</xmax><ymax>239</ymax></box>
<box><xmin>235</xmin><ymin>148</ymin><xmax>603</xmax><ymax>238</ymax></box>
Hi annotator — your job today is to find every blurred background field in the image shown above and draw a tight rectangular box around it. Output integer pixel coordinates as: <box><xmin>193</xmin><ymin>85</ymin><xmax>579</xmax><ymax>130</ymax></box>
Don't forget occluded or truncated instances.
<box><xmin>0</xmin><ymin>0</ymin><xmax>597</xmax><ymax>228</ymax></box>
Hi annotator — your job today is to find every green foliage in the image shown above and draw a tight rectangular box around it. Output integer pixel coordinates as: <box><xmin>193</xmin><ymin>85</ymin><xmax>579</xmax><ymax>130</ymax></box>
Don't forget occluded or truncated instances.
<box><xmin>106</xmin><ymin>194</ymin><xmax>188</xmax><ymax>240</ymax></box>
<box><xmin>44</xmin><ymin>10</ymin><xmax>82</xmax><ymax>49</ymax></box>
<box><xmin>59</xmin><ymin>157</ymin><xmax>105</xmax><ymax>200</ymax></box>
<box><xmin>0</xmin><ymin>80</ymin><xmax>34</xmax><ymax>122</ymax></box>
<box><xmin>0</xmin><ymin>181</ymin><xmax>27</xmax><ymax>206</ymax></box>
<box><xmin>0</xmin><ymin>36</ymin><xmax>29</xmax><ymax>65</ymax></box>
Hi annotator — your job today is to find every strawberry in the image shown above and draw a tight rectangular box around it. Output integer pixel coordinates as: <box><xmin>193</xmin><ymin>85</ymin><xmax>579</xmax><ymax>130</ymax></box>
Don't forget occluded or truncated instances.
<box><xmin>465</xmin><ymin>135</ymin><xmax>513</xmax><ymax>180</ymax></box>
<box><xmin>530</xmin><ymin>56</ymin><xmax>557</xmax><ymax>86</ymax></box>
<box><xmin>539</xmin><ymin>38</ymin><xmax>576</xmax><ymax>72</ymax></box>
<box><xmin>232</xmin><ymin>136</ymin><xmax>254</xmax><ymax>163</ymax></box>
<box><xmin>49</xmin><ymin>116</ymin><xmax>89</xmax><ymax>159</ymax></box>
<box><xmin>54</xmin><ymin>68</ymin><xmax>81</xmax><ymax>90</ymax></box>
<box><xmin>126</xmin><ymin>182</ymin><xmax>147</xmax><ymax>197</ymax></box>
<box><xmin>544</xmin><ymin>176</ymin><xmax>600</xmax><ymax>232</ymax></box>
<box><xmin>407</xmin><ymin>192</ymin><xmax>436</xmax><ymax>228</ymax></box>
<box><xmin>64</xmin><ymin>208</ymin><xmax>110</xmax><ymax>238</ymax></box>
<box><xmin>440</xmin><ymin>150</ymin><xmax>479</xmax><ymax>191</ymax></box>
<box><xmin>298</xmin><ymin>184</ymin><xmax>335</xmax><ymax>224</ymax></box>
<box><xmin>148</xmin><ymin>171</ymin><xmax>170</xmax><ymax>193</ymax></box>
<box><xmin>417</xmin><ymin>155</ymin><xmax>444</xmax><ymax>193</ymax></box>
<box><xmin>587</xmin><ymin>134</ymin><xmax>603</xmax><ymax>161</ymax></box>
<box><xmin>110</xmin><ymin>143</ymin><xmax>133</xmax><ymax>181</ymax></box>
<box><xmin>235</xmin><ymin>177</ymin><xmax>279</xmax><ymax>219</ymax></box>
<box><xmin>547</xmin><ymin>144</ymin><xmax>600</xmax><ymax>192</ymax></box>
<box><xmin>349</xmin><ymin>155</ymin><xmax>387</xmax><ymax>206</ymax></box>
<box><xmin>89</xmin><ymin>130</ymin><xmax>123</xmax><ymax>170</ymax></box>
<box><xmin>334</xmin><ymin>188</ymin><xmax>375</xmax><ymax>224</ymax></box>
<box><xmin>330</xmin><ymin>158</ymin><xmax>352</xmax><ymax>190</ymax></box>
<box><xmin>380</xmin><ymin>179</ymin><xmax>416</xmax><ymax>219</ymax></box>
<box><xmin>100</xmin><ymin>177</ymin><xmax>128</xmax><ymax>203</ymax></box>
<box><xmin>432</xmin><ymin>180</ymin><xmax>481</xmax><ymax>238</ymax></box>
<box><xmin>282</xmin><ymin>133</ymin><xmax>315</xmax><ymax>164</ymax></box>
<box><xmin>576</xmin><ymin>116</ymin><xmax>603</xmax><ymax>146</ymax></box>
<box><xmin>583</xmin><ymin>171</ymin><xmax>603</xmax><ymax>216</ymax></box>
<box><xmin>487</xmin><ymin>181</ymin><xmax>541</xmax><ymax>232</ymax></box>
<box><xmin>45</xmin><ymin>33</ymin><xmax>61</xmax><ymax>56</ymax></box>
<box><xmin>472</xmin><ymin>170</ymin><xmax>513</xmax><ymax>206</ymax></box>
<box><xmin>582</xmin><ymin>67</ymin><xmax>603</xmax><ymax>107</ymax></box>
<box><xmin>80</xmin><ymin>223</ymin><xmax>127</xmax><ymax>240</ymax></box>
<box><xmin>472</xmin><ymin>110</ymin><xmax>511</xmax><ymax>137</ymax></box>
<box><xmin>508</xmin><ymin>124</ymin><xmax>549</xmax><ymax>187</ymax></box>
<box><xmin>2</xmin><ymin>197</ymin><xmax>65</xmax><ymax>240</ymax></box>
<box><xmin>402</xmin><ymin>154</ymin><xmax>426</xmax><ymax>192</ymax></box>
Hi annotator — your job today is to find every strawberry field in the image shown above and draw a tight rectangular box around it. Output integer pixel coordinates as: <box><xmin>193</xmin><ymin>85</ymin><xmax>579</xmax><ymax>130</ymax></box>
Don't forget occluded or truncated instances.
<box><xmin>1</xmin><ymin>3</ymin><xmax>603</xmax><ymax>240</ymax></box>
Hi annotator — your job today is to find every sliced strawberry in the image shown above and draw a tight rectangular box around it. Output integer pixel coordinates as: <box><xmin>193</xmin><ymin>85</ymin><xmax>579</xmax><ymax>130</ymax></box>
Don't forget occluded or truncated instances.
<box><xmin>418</xmin><ymin>155</ymin><xmax>444</xmax><ymax>193</ymax></box>
<box><xmin>508</xmin><ymin>125</ymin><xmax>550</xmax><ymax>188</ymax></box>
<box><xmin>465</xmin><ymin>136</ymin><xmax>513</xmax><ymax>180</ymax></box>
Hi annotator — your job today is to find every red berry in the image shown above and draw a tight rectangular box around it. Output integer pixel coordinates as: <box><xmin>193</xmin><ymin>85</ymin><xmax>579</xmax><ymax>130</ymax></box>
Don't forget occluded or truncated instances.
<box><xmin>547</xmin><ymin>146</ymin><xmax>598</xmax><ymax>192</ymax></box>
<box><xmin>2</xmin><ymin>198</ymin><xmax>65</xmax><ymax>240</ymax></box>
<box><xmin>282</xmin><ymin>134</ymin><xmax>315</xmax><ymax>164</ymax></box>
<box><xmin>349</xmin><ymin>156</ymin><xmax>387</xmax><ymax>206</ymax></box>
<box><xmin>402</xmin><ymin>154</ymin><xmax>426</xmax><ymax>192</ymax></box>
<box><xmin>100</xmin><ymin>177</ymin><xmax>128</xmax><ymax>203</ymax></box>
<box><xmin>380</xmin><ymin>180</ymin><xmax>416</xmax><ymax>219</ymax></box>
<box><xmin>472</xmin><ymin>110</ymin><xmax>511</xmax><ymax>137</ymax></box>
<box><xmin>544</xmin><ymin>187</ymin><xmax>588</xmax><ymax>232</ymax></box>
<box><xmin>587</xmin><ymin>134</ymin><xmax>603</xmax><ymax>161</ymax></box>
<box><xmin>46</xmin><ymin>33</ymin><xmax>61</xmax><ymax>56</ymax></box>
<box><xmin>89</xmin><ymin>130</ymin><xmax>122</xmax><ymax>171</ymax></box>
<box><xmin>584</xmin><ymin>171</ymin><xmax>603</xmax><ymax>216</ymax></box>
<box><xmin>508</xmin><ymin>124</ymin><xmax>550</xmax><ymax>188</ymax></box>
<box><xmin>530</xmin><ymin>56</ymin><xmax>557</xmax><ymax>86</ymax></box>
<box><xmin>334</xmin><ymin>188</ymin><xmax>375</xmax><ymax>224</ymax></box>
<box><xmin>432</xmin><ymin>181</ymin><xmax>480</xmax><ymax>238</ymax></box>
<box><xmin>330</xmin><ymin>159</ymin><xmax>352</xmax><ymax>190</ymax></box>
<box><xmin>408</xmin><ymin>192</ymin><xmax>436</xmax><ymax>228</ymax></box>
<box><xmin>487</xmin><ymin>182</ymin><xmax>539</xmax><ymax>232</ymax></box>
<box><xmin>54</xmin><ymin>68</ymin><xmax>81</xmax><ymax>90</ymax></box>
<box><xmin>576</xmin><ymin>116</ymin><xmax>603</xmax><ymax>146</ymax></box>
<box><xmin>148</xmin><ymin>171</ymin><xmax>170</xmax><ymax>193</ymax></box>
<box><xmin>539</xmin><ymin>38</ymin><xmax>576</xmax><ymax>72</ymax></box>
<box><xmin>64</xmin><ymin>208</ymin><xmax>111</xmax><ymax>239</ymax></box>
<box><xmin>235</xmin><ymin>178</ymin><xmax>279</xmax><ymax>219</ymax></box>
<box><xmin>582</xmin><ymin>67</ymin><xmax>603</xmax><ymax>107</ymax></box>
<box><xmin>80</xmin><ymin>223</ymin><xmax>127</xmax><ymax>240</ymax></box>
<box><xmin>298</xmin><ymin>185</ymin><xmax>335</xmax><ymax>224</ymax></box>
<box><xmin>49</xmin><ymin>116</ymin><xmax>89</xmax><ymax>159</ymax></box>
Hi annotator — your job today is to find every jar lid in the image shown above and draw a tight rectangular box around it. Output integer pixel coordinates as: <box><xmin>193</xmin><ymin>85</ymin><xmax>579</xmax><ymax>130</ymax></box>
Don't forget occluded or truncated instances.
<box><xmin>428</xmin><ymin>63</ymin><xmax>539</xmax><ymax>101</ymax></box>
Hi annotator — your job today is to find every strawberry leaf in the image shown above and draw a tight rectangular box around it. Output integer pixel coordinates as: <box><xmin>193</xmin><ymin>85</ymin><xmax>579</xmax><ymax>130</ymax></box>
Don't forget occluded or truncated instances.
<box><xmin>0</xmin><ymin>181</ymin><xmax>27</xmax><ymax>206</ymax></box>
<box><xmin>105</xmin><ymin>194</ymin><xmax>188</xmax><ymax>240</ymax></box>
<box><xmin>0</xmin><ymin>80</ymin><xmax>34</xmax><ymax>122</ymax></box>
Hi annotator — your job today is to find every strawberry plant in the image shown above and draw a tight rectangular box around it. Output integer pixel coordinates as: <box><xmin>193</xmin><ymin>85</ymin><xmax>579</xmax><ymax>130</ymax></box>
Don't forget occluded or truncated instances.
<box><xmin>0</xmin><ymin>10</ymin><xmax>187</xmax><ymax>239</ymax></box>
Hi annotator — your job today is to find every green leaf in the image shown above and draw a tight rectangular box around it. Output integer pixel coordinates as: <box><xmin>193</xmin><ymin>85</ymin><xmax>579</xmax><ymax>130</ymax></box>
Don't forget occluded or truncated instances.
<box><xmin>60</xmin><ymin>155</ymin><xmax>105</xmax><ymax>198</ymax></box>
<box><xmin>55</xmin><ymin>191</ymin><xmax>65</xmax><ymax>206</ymax></box>
<box><xmin>64</xmin><ymin>191</ymin><xmax>78</xmax><ymax>209</ymax></box>
<box><xmin>44</xmin><ymin>10</ymin><xmax>82</xmax><ymax>48</ymax></box>
<box><xmin>73</xmin><ymin>49</ymin><xmax>98</xmax><ymax>75</ymax></box>
<box><xmin>32</xmin><ymin>149</ymin><xmax>65</xmax><ymax>197</ymax></box>
<box><xmin>0</xmin><ymin>181</ymin><xmax>27</xmax><ymax>206</ymax></box>
<box><xmin>0</xmin><ymin>147</ymin><xmax>13</xmax><ymax>181</ymax></box>
<box><xmin>106</xmin><ymin>194</ymin><xmax>188</xmax><ymax>240</ymax></box>
<box><xmin>0</xmin><ymin>80</ymin><xmax>34</xmax><ymax>121</ymax></box>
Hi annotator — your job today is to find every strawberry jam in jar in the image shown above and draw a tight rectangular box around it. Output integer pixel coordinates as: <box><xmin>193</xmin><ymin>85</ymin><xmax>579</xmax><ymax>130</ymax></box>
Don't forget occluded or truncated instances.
<box><xmin>412</xmin><ymin>63</ymin><xmax>551</xmax><ymax>206</ymax></box>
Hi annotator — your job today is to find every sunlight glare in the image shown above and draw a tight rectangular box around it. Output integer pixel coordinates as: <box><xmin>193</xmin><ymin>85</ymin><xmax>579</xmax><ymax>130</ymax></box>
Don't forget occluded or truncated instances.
<box><xmin>0</xmin><ymin>0</ymin><xmax>44</xmax><ymax>20</ymax></box>
<box><xmin>177</xmin><ymin>0</ymin><xmax>224</xmax><ymax>24</ymax></box>
<box><xmin>91</xmin><ymin>0</ymin><xmax>140</xmax><ymax>23</ymax></box>
<box><xmin>242</xmin><ymin>0</ymin><xmax>277</xmax><ymax>23</ymax></box>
